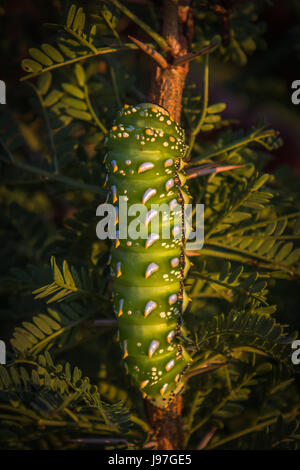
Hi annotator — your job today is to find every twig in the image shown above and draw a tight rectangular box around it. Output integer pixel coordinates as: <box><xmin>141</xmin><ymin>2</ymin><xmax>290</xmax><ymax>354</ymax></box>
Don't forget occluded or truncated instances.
<box><xmin>128</xmin><ymin>35</ymin><xmax>169</xmax><ymax>69</ymax></box>
<box><xmin>20</xmin><ymin>44</ymin><xmax>141</xmax><ymax>81</ymax></box>
<box><xmin>27</xmin><ymin>83</ymin><xmax>59</xmax><ymax>173</ymax></box>
<box><xmin>0</xmin><ymin>152</ymin><xmax>105</xmax><ymax>196</ymax></box>
<box><xmin>69</xmin><ymin>437</ymin><xmax>129</xmax><ymax>445</ymax></box>
<box><xmin>185</xmin><ymin>53</ymin><xmax>209</xmax><ymax>160</ymax></box>
<box><xmin>197</xmin><ymin>426</ymin><xmax>218</xmax><ymax>450</ymax></box>
<box><xmin>110</xmin><ymin>65</ymin><xmax>122</xmax><ymax>108</ymax></box>
<box><xmin>83</xmin><ymin>84</ymin><xmax>108</xmax><ymax>135</ymax></box>
<box><xmin>108</xmin><ymin>0</ymin><xmax>169</xmax><ymax>52</ymax></box>
<box><xmin>191</xmin><ymin>129</ymin><xmax>280</xmax><ymax>165</ymax></box>
<box><xmin>208</xmin><ymin>410</ymin><xmax>297</xmax><ymax>449</ymax></box>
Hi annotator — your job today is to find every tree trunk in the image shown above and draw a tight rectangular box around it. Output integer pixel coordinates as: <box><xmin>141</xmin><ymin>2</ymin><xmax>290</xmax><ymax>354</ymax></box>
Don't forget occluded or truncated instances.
<box><xmin>144</xmin><ymin>0</ymin><xmax>194</xmax><ymax>450</ymax></box>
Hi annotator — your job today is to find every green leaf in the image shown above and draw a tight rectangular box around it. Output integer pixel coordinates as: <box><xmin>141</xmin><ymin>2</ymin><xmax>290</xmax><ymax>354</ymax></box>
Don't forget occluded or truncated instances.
<box><xmin>61</xmin><ymin>83</ymin><xmax>85</xmax><ymax>99</ymax></box>
<box><xmin>275</xmin><ymin>242</ymin><xmax>293</xmax><ymax>263</ymax></box>
<box><xmin>57</xmin><ymin>43</ymin><xmax>77</xmax><ymax>59</ymax></box>
<box><xmin>252</xmin><ymin>174</ymin><xmax>269</xmax><ymax>191</ymax></box>
<box><xmin>43</xmin><ymin>89</ymin><xmax>64</xmax><ymax>107</ymax></box>
<box><xmin>201</xmin><ymin>124</ymin><xmax>214</xmax><ymax>132</ymax></box>
<box><xmin>37</xmin><ymin>72</ymin><xmax>52</xmax><ymax>95</ymax></box>
<box><xmin>65</xmin><ymin>108</ymin><xmax>92</xmax><ymax>121</ymax></box>
<box><xmin>21</xmin><ymin>59</ymin><xmax>43</xmax><ymax>73</ymax></box>
<box><xmin>29</xmin><ymin>48</ymin><xmax>53</xmax><ymax>66</ymax></box>
<box><xmin>41</xmin><ymin>44</ymin><xmax>64</xmax><ymax>63</ymax></box>
<box><xmin>207</xmin><ymin>103</ymin><xmax>226</xmax><ymax>114</ymax></box>
<box><xmin>75</xmin><ymin>63</ymin><xmax>85</xmax><ymax>87</ymax></box>
<box><xmin>61</xmin><ymin>97</ymin><xmax>87</xmax><ymax>110</ymax></box>
<box><xmin>66</xmin><ymin>4</ymin><xmax>77</xmax><ymax>28</ymax></box>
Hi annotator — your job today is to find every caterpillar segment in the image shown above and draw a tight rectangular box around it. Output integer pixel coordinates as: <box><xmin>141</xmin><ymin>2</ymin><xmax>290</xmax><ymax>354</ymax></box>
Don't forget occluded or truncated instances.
<box><xmin>105</xmin><ymin>103</ymin><xmax>192</xmax><ymax>407</ymax></box>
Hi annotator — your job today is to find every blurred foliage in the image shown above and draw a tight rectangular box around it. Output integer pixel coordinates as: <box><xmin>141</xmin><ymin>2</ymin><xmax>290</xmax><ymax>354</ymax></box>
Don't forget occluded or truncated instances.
<box><xmin>0</xmin><ymin>0</ymin><xmax>300</xmax><ymax>450</ymax></box>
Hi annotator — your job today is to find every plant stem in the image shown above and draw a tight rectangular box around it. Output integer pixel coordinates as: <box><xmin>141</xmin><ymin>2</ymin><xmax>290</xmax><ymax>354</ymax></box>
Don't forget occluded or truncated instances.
<box><xmin>21</xmin><ymin>44</ymin><xmax>140</xmax><ymax>81</ymax></box>
<box><xmin>0</xmin><ymin>154</ymin><xmax>105</xmax><ymax>196</ymax></box>
<box><xmin>208</xmin><ymin>410</ymin><xmax>297</xmax><ymax>449</ymax></box>
<box><xmin>186</xmin><ymin>54</ymin><xmax>209</xmax><ymax>160</ymax></box>
<box><xmin>83</xmin><ymin>84</ymin><xmax>108</xmax><ymax>134</ymax></box>
<box><xmin>107</xmin><ymin>0</ymin><xmax>169</xmax><ymax>52</ymax></box>
<box><xmin>191</xmin><ymin>129</ymin><xmax>279</xmax><ymax>165</ymax></box>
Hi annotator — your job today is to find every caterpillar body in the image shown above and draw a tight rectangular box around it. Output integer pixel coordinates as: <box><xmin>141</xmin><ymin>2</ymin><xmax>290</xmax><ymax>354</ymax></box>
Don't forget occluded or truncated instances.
<box><xmin>105</xmin><ymin>103</ymin><xmax>192</xmax><ymax>408</ymax></box>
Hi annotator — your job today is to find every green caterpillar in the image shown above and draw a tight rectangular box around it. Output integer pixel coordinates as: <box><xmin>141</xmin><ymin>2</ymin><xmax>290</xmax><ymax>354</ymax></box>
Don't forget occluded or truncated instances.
<box><xmin>105</xmin><ymin>103</ymin><xmax>192</xmax><ymax>408</ymax></box>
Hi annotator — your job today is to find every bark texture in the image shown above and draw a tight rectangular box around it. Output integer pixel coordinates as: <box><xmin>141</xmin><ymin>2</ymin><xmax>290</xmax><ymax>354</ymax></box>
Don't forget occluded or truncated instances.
<box><xmin>149</xmin><ymin>1</ymin><xmax>193</xmax><ymax>124</ymax></box>
<box><xmin>145</xmin><ymin>0</ymin><xmax>194</xmax><ymax>450</ymax></box>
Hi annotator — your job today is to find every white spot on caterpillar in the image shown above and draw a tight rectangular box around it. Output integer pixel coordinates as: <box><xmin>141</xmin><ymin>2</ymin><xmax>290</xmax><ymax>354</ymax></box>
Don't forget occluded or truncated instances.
<box><xmin>167</xmin><ymin>330</ymin><xmax>175</xmax><ymax>344</ymax></box>
<box><xmin>114</xmin><ymin>207</ymin><xmax>119</xmax><ymax>225</ymax></box>
<box><xmin>111</xmin><ymin>160</ymin><xmax>118</xmax><ymax>173</ymax></box>
<box><xmin>144</xmin><ymin>301</ymin><xmax>158</xmax><ymax>318</ymax></box>
<box><xmin>165</xmin><ymin>359</ymin><xmax>175</xmax><ymax>372</ymax></box>
<box><xmin>165</xmin><ymin>178</ymin><xmax>175</xmax><ymax>191</ymax></box>
<box><xmin>169</xmin><ymin>294</ymin><xmax>178</xmax><ymax>305</ymax></box>
<box><xmin>138</xmin><ymin>162</ymin><xmax>154</xmax><ymax>174</ymax></box>
<box><xmin>148</xmin><ymin>340</ymin><xmax>159</xmax><ymax>358</ymax></box>
<box><xmin>169</xmin><ymin>199</ymin><xmax>179</xmax><ymax>210</ymax></box>
<box><xmin>160</xmin><ymin>383</ymin><xmax>168</xmax><ymax>396</ymax></box>
<box><xmin>140</xmin><ymin>380</ymin><xmax>149</xmax><ymax>389</ymax></box>
<box><xmin>145</xmin><ymin>209</ymin><xmax>158</xmax><ymax>226</ymax></box>
<box><xmin>145</xmin><ymin>263</ymin><xmax>159</xmax><ymax>279</ymax></box>
<box><xmin>142</xmin><ymin>188</ymin><xmax>157</xmax><ymax>204</ymax></box>
<box><xmin>111</xmin><ymin>185</ymin><xmax>117</xmax><ymax>203</ymax></box>
<box><xmin>125</xmin><ymin>160</ymin><xmax>131</xmax><ymax>165</ymax></box>
<box><xmin>145</xmin><ymin>233</ymin><xmax>159</xmax><ymax>248</ymax></box>
<box><xmin>118</xmin><ymin>298</ymin><xmax>124</xmax><ymax>317</ymax></box>
<box><xmin>171</xmin><ymin>257</ymin><xmax>180</xmax><ymax>268</ymax></box>
<box><xmin>172</xmin><ymin>226</ymin><xmax>181</xmax><ymax>237</ymax></box>
<box><xmin>116</xmin><ymin>261</ymin><xmax>122</xmax><ymax>278</ymax></box>
<box><xmin>123</xmin><ymin>340</ymin><xmax>128</xmax><ymax>359</ymax></box>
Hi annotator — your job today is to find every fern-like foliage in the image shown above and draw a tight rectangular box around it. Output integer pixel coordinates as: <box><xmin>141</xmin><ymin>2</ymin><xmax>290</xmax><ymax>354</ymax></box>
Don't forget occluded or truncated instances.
<box><xmin>21</xmin><ymin>4</ymin><xmax>121</xmax><ymax>80</ymax></box>
<box><xmin>32</xmin><ymin>256</ymin><xmax>107</xmax><ymax>304</ymax></box>
<box><xmin>0</xmin><ymin>0</ymin><xmax>300</xmax><ymax>451</ymax></box>
<box><xmin>0</xmin><ymin>352</ymin><xmax>136</xmax><ymax>449</ymax></box>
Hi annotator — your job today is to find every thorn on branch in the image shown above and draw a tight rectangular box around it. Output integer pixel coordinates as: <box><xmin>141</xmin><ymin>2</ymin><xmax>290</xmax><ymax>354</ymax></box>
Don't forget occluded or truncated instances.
<box><xmin>172</xmin><ymin>43</ymin><xmax>216</xmax><ymax>67</ymax></box>
<box><xmin>185</xmin><ymin>163</ymin><xmax>245</xmax><ymax>180</ymax></box>
<box><xmin>184</xmin><ymin>362</ymin><xmax>227</xmax><ymax>380</ymax></box>
<box><xmin>197</xmin><ymin>426</ymin><xmax>218</xmax><ymax>450</ymax></box>
<box><xmin>128</xmin><ymin>35</ymin><xmax>169</xmax><ymax>69</ymax></box>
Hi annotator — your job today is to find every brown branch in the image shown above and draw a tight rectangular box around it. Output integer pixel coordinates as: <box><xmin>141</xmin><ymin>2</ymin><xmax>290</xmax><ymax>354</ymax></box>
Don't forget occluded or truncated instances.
<box><xmin>128</xmin><ymin>35</ymin><xmax>169</xmax><ymax>69</ymax></box>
